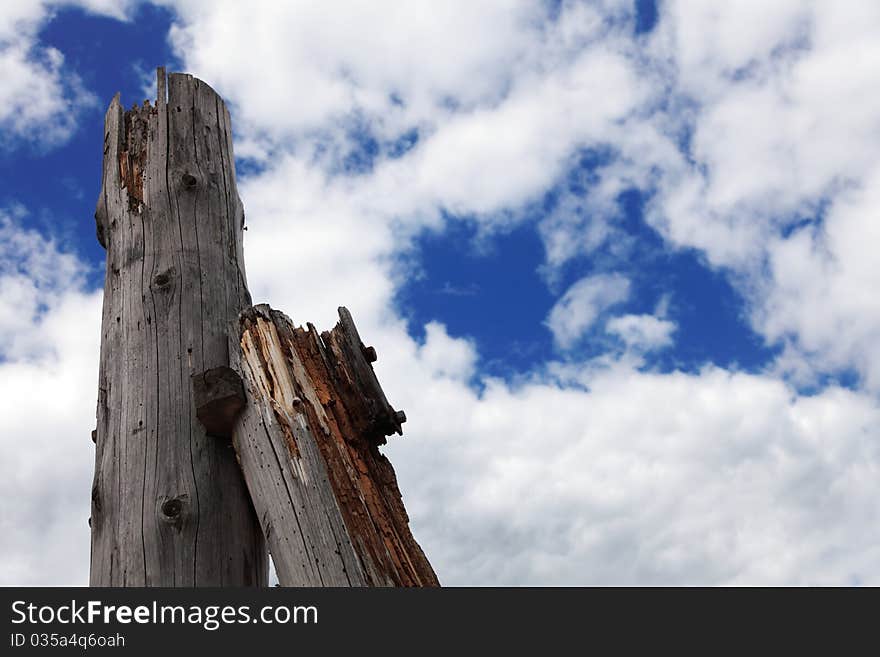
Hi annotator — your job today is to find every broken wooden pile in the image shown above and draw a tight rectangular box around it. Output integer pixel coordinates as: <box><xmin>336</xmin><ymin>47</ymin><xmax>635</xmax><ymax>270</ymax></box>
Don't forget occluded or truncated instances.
<box><xmin>90</xmin><ymin>67</ymin><xmax>437</xmax><ymax>586</ymax></box>
<box><xmin>193</xmin><ymin>305</ymin><xmax>438</xmax><ymax>586</ymax></box>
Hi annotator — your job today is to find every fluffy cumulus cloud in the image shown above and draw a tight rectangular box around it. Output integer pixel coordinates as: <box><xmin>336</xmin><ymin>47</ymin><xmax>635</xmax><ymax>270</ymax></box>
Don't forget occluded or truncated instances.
<box><xmin>164</xmin><ymin>0</ymin><xmax>645</xmax><ymax>222</ymax></box>
<box><xmin>3</xmin><ymin>1</ymin><xmax>880</xmax><ymax>585</ymax></box>
<box><xmin>641</xmin><ymin>0</ymin><xmax>880</xmax><ymax>388</ymax></box>
<box><xmin>390</xmin><ymin>364</ymin><xmax>880</xmax><ymax>585</ymax></box>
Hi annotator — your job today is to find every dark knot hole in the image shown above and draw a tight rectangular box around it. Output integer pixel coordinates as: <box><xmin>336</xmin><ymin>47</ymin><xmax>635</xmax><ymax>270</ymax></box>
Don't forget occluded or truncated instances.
<box><xmin>153</xmin><ymin>272</ymin><xmax>172</xmax><ymax>287</ymax></box>
<box><xmin>182</xmin><ymin>173</ymin><xmax>198</xmax><ymax>188</ymax></box>
<box><xmin>161</xmin><ymin>498</ymin><xmax>182</xmax><ymax>518</ymax></box>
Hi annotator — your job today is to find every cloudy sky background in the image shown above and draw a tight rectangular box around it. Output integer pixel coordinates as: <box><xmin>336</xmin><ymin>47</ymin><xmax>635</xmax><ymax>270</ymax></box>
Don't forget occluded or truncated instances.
<box><xmin>2</xmin><ymin>0</ymin><xmax>880</xmax><ymax>585</ymax></box>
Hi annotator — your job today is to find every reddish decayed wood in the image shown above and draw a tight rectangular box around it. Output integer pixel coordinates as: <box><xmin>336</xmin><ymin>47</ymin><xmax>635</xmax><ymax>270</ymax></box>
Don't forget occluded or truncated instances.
<box><xmin>235</xmin><ymin>305</ymin><xmax>439</xmax><ymax>587</ymax></box>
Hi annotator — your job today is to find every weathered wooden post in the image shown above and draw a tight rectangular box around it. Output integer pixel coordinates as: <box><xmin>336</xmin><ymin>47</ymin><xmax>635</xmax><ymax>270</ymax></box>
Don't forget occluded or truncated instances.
<box><xmin>233</xmin><ymin>305</ymin><xmax>439</xmax><ymax>586</ymax></box>
<box><xmin>90</xmin><ymin>69</ymin><xmax>266</xmax><ymax>585</ymax></box>
<box><xmin>91</xmin><ymin>69</ymin><xmax>437</xmax><ymax>587</ymax></box>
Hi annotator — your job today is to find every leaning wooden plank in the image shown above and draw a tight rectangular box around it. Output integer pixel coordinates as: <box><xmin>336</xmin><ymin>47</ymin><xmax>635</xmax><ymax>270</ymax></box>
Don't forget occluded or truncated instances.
<box><xmin>233</xmin><ymin>305</ymin><xmax>440</xmax><ymax>587</ymax></box>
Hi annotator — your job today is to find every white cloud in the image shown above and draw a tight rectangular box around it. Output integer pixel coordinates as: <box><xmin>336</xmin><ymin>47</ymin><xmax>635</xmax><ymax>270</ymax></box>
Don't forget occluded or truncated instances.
<box><xmin>0</xmin><ymin>210</ymin><xmax>101</xmax><ymax>585</ymax></box>
<box><xmin>163</xmin><ymin>0</ymin><xmax>536</xmax><ymax>141</ymax></box>
<box><xmin>163</xmin><ymin>0</ymin><xmax>645</xmax><ymax>228</ymax></box>
<box><xmin>0</xmin><ymin>210</ymin><xmax>91</xmax><ymax>357</ymax></box>
<box><xmin>606</xmin><ymin>313</ymin><xmax>676</xmax><ymax>351</ymax></box>
<box><xmin>546</xmin><ymin>273</ymin><xmax>630</xmax><ymax>349</ymax></box>
<box><xmin>759</xmin><ymin>165</ymin><xmax>880</xmax><ymax>389</ymax></box>
<box><xmin>416</xmin><ymin>322</ymin><xmax>477</xmax><ymax>382</ymax></box>
<box><xmin>150</xmin><ymin>0</ymin><xmax>880</xmax><ymax>585</ymax></box>
<box><xmin>163</xmin><ymin>0</ymin><xmax>631</xmax><ymax>141</ymax></box>
<box><xmin>67</xmin><ymin>0</ymin><xmax>136</xmax><ymax>21</ymax></box>
<box><xmin>5</xmin><ymin>0</ymin><xmax>880</xmax><ymax>587</ymax></box>
<box><xmin>386</xmin><ymin>360</ymin><xmax>880</xmax><ymax>585</ymax></box>
<box><xmin>636</xmin><ymin>1</ymin><xmax>880</xmax><ymax>387</ymax></box>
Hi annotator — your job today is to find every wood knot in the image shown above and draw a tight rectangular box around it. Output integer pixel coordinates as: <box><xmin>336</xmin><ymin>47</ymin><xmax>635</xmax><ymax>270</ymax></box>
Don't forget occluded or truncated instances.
<box><xmin>394</xmin><ymin>410</ymin><xmax>407</xmax><ymax>425</ymax></box>
<box><xmin>91</xmin><ymin>484</ymin><xmax>101</xmax><ymax>512</ymax></box>
<box><xmin>161</xmin><ymin>498</ymin><xmax>182</xmax><ymax>518</ymax></box>
<box><xmin>152</xmin><ymin>268</ymin><xmax>175</xmax><ymax>290</ymax></box>
<box><xmin>192</xmin><ymin>367</ymin><xmax>246</xmax><ymax>439</ymax></box>
<box><xmin>159</xmin><ymin>495</ymin><xmax>188</xmax><ymax>531</ymax></box>
<box><xmin>362</xmin><ymin>345</ymin><xmax>378</xmax><ymax>363</ymax></box>
<box><xmin>182</xmin><ymin>173</ymin><xmax>198</xmax><ymax>189</ymax></box>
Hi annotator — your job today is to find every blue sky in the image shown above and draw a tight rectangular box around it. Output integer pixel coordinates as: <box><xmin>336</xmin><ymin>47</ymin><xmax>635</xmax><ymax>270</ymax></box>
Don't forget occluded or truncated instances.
<box><xmin>6</xmin><ymin>1</ymin><xmax>777</xmax><ymax>380</ymax></box>
<box><xmin>1</xmin><ymin>3</ymin><xmax>178</xmax><ymax>277</ymax></box>
<box><xmin>2</xmin><ymin>1</ymin><xmax>880</xmax><ymax>586</ymax></box>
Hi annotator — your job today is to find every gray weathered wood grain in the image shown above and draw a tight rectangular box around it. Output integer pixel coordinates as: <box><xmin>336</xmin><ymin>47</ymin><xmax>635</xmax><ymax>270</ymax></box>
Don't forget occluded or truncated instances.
<box><xmin>234</xmin><ymin>305</ymin><xmax>439</xmax><ymax>587</ymax></box>
<box><xmin>90</xmin><ymin>69</ymin><xmax>266</xmax><ymax>586</ymax></box>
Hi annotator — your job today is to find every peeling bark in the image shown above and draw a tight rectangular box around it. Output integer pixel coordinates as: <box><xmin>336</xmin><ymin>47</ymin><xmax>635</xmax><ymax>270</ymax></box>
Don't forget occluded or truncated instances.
<box><xmin>235</xmin><ymin>305</ymin><xmax>439</xmax><ymax>587</ymax></box>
